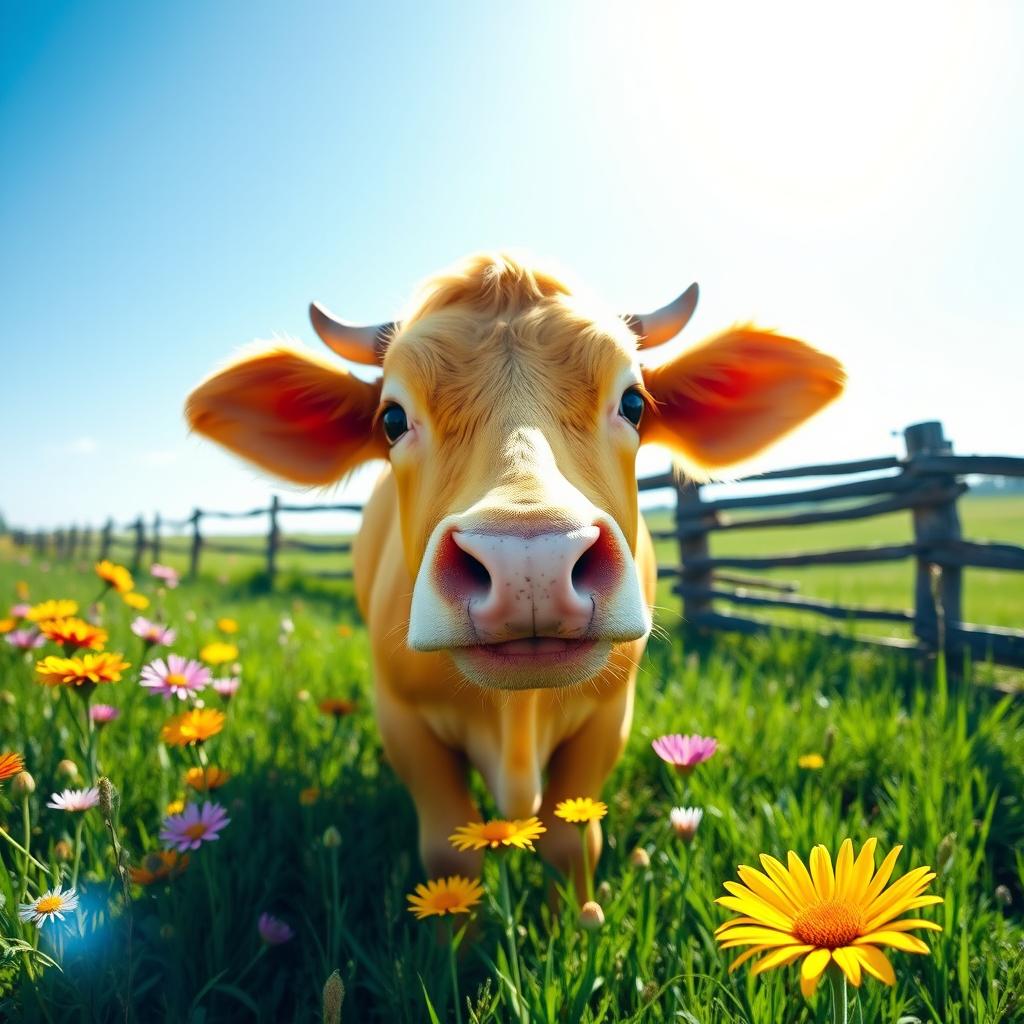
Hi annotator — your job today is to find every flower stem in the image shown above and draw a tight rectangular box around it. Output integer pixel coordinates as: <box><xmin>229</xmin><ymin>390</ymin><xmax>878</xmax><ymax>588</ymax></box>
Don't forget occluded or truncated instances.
<box><xmin>497</xmin><ymin>856</ymin><xmax>527</xmax><ymax>1023</ymax></box>
<box><xmin>0</xmin><ymin>826</ymin><xmax>50</xmax><ymax>874</ymax></box>
<box><xmin>447</xmin><ymin>918</ymin><xmax>463</xmax><ymax>1024</ymax></box>
<box><xmin>579</xmin><ymin>825</ymin><xmax>594</xmax><ymax>902</ymax></box>
<box><xmin>826</xmin><ymin>963</ymin><xmax>848</xmax><ymax>1024</ymax></box>
<box><xmin>70</xmin><ymin>817</ymin><xmax>86</xmax><ymax>890</ymax></box>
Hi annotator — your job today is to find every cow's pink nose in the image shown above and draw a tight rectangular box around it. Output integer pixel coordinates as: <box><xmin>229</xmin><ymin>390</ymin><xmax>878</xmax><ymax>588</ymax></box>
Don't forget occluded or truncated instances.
<box><xmin>436</xmin><ymin>525</ymin><xmax>622</xmax><ymax>642</ymax></box>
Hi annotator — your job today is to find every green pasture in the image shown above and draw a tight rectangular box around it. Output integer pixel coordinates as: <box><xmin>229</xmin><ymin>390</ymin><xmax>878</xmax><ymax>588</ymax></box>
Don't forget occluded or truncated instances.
<box><xmin>0</xmin><ymin>508</ymin><xmax>1022</xmax><ymax>1021</ymax></box>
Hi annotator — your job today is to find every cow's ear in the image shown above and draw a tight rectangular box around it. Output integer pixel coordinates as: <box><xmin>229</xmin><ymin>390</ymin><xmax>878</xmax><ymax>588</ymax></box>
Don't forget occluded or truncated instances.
<box><xmin>641</xmin><ymin>326</ymin><xmax>844</xmax><ymax>470</ymax></box>
<box><xmin>186</xmin><ymin>348</ymin><xmax>385</xmax><ymax>484</ymax></box>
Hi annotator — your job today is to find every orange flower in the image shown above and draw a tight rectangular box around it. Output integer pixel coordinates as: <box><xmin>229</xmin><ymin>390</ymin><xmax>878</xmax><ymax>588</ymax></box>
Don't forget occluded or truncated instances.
<box><xmin>0</xmin><ymin>618</ymin><xmax>15</xmax><ymax>634</ymax></box>
<box><xmin>185</xmin><ymin>766</ymin><xmax>232</xmax><ymax>791</ymax></box>
<box><xmin>38</xmin><ymin>617</ymin><xmax>108</xmax><ymax>651</ymax></box>
<box><xmin>319</xmin><ymin>698</ymin><xmax>357</xmax><ymax>718</ymax></box>
<box><xmin>95</xmin><ymin>560</ymin><xmax>134</xmax><ymax>594</ymax></box>
<box><xmin>216</xmin><ymin>618</ymin><xmax>239</xmax><ymax>634</ymax></box>
<box><xmin>0</xmin><ymin>752</ymin><xmax>25</xmax><ymax>783</ymax></box>
<box><xmin>449</xmin><ymin>817</ymin><xmax>546</xmax><ymax>852</ymax></box>
<box><xmin>129</xmin><ymin>850</ymin><xmax>189</xmax><ymax>885</ymax></box>
<box><xmin>26</xmin><ymin>599</ymin><xmax>78</xmax><ymax>622</ymax></box>
<box><xmin>35</xmin><ymin>652</ymin><xmax>131</xmax><ymax>688</ymax></box>
<box><xmin>161</xmin><ymin>709</ymin><xmax>225</xmax><ymax>746</ymax></box>
<box><xmin>407</xmin><ymin>876</ymin><xmax>484</xmax><ymax>920</ymax></box>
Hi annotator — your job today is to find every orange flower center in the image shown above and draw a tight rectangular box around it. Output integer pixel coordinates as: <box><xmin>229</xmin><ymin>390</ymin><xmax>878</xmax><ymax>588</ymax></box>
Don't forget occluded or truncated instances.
<box><xmin>480</xmin><ymin>821</ymin><xmax>516</xmax><ymax>843</ymax></box>
<box><xmin>432</xmin><ymin>891</ymin><xmax>464</xmax><ymax>911</ymax></box>
<box><xmin>166</xmin><ymin>674</ymin><xmax>186</xmax><ymax>688</ymax></box>
<box><xmin>184</xmin><ymin>823</ymin><xmax>208</xmax><ymax>840</ymax></box>
<box><xmin>36</xmin><ymin>896</ymin><xmax>64</xmax><ymax>914</ymax></box>
<box><xmin>792</xmin><ymin>900</ymin><xmax>863</xmax><ymax>948</ymax></box>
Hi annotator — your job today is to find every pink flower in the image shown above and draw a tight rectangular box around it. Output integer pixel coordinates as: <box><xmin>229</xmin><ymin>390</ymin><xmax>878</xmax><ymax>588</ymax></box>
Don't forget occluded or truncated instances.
<box><xmin>159</xmin><ymin>801</ymin><xmax>230</xmax><ymax>851</ymax></box>
<box><xmin>131</xmin><ymin>617</ymin><xmax>177</xmax><ymax>647</ymax></box>
<box><xmin>141</xmin><ymin>655</ymin><xmax>210</xmax><ymax>700</ymax></box>
<box><xmin>6</xmin><ymin>629</ymin><xmax>44</xmax><ymax>650</ymax></box>
<box><xmin>47</xmin><ymin>787</ymin><xmax>100</xmax><ymax>812</ymax></box>
<box><xmin>258</xmin><ymin>912</ymin><xmax>295</xmax><ymax>945</ymax></box>
<box><xmin>213</xmin><ymin>676</ymin><xmax>241</xmax><ymax>699</ymax></box>
<box><xmin>651</xmin><ymin>733</ymin><xmax>718</xmax><ymax>773</ymax></box>
<box><xmin>90</xmin><ymin>704</ymin><xmax>120</xmax><ymax>726</ymax></box>
<box><xmin>9</xmin><ymin>603</ymin><xmax>31</xmax><ymax>619</ymax></box>
<box><xmin>150</xmin><ymin>564</ymin><xmax>180</xmax><ymax>589</ymax></box>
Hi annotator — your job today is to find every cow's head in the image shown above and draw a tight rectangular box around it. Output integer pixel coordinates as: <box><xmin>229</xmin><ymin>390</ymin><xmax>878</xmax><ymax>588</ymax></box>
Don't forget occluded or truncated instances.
<box><xmin>187</xmin><ymin>254</ymin><xmax>843</xmax><ymax>689</ymax></box>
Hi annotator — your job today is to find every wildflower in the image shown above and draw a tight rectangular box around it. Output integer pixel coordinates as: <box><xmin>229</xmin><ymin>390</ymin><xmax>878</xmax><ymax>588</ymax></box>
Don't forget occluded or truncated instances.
<box><xmin>715</xmin><ymin>838</ymin><xmax>943</xmax><ymax>996</ymax></box>
<box><xmin>6</xmin><ymin>629</ymin><xmax>45</xmax><ymax>650</ymax></box>
<box><xmin>670</xmin><ymin>806</ymin><xmax>704</xmax><ymax>843</ymax></box>
<box><xmin>579</xmin><ymin>900</ymin><xmax>605</xmax><ymax>931</ymax></box>
<box><xmin>160</xmin><ymin>801</ymin><xmax>231</xmax><ymax>852</ymax></box>
<box><xmin>652</xmin><ymin>733</ymin><xmax>718</xmax><ymax>773</ymax></box>
<box><xmin>95</xmin><ymin>560</ymin><xmax>134</xmax><ymax>594</ymax></box>
<box><xmin>319</xmin><ymin>697</ymin><xmax>357</xmax><ymax>718</ymax></box>
<box><xmin>90</xmin><ymin>704</ymin><xmax>120</xmax><ymax>726</ymax></box>
<box><xmin>554</xmin><ymin>797</ymin><xmax>608</xmax><ymax>824</ymax></box>
<box><xmin>129</xmin><ymin>850</ymin><xmax>189</xmax><ymax>885</ymax></box>
<box><xmin>131</xmin><ymin>617</ymin><xmax>177</xmax><ymax>647</ymax></box>
<box><xmin>299</xmin><ymin>786</ymin><xmax>320</xmax><ymax>806</ymax></box>
<box><xmin>141</xmin><ymin>655</ymin><xmax>210</xmax><ymax>700</ymax></box>
<box><xmin>799</xmin><ymin>753</ymin><xmax>825</xmax><ymax>770</ymax></box>
<box><xmin>9</xmin><ymin>603</ymin><xmax>31</xmax><ymax>619</ymax></box>
<box><xmin>38</xmin><ymin>617</ymin><xmax>108</xmax><ymax>651</ymax></box>
<box><xmin>217</xmin><ymin>618</ymin><xmax>238</xmax><ymax>634</ymax></box>
<box><xmin>185</xmin><ymin>766</ymin><xmax>232</xmax><ymax>791</ymax></box>
<box><xmin>161</xmin><ymin>708</ymin><xmax>225</xmax><ymax>746</ymax></box>
<box><xmin>150</xmin><ymin>563</ymin><xmax>180</xmax><ymax>588</ymax></box>
<box><xmin>629</xmin><ymin>847</ymin><xmax>651</xmax><ymax>869</ymax></box>
<box><xmin>200</xmin><ymin>641</ymin><xmax>238</xmax><ymax>665</ymax></box>
<box><xmin>213</xmin><ymin>676</ymin><xmax>241</xmax><ymax>699</ymax></box>
<box><xmin>0</xmin><ymin>751</ymin><xmax>25</xmax><ymax>783</ymax></box>
<box><xmin>35</xmin><ymin>652</ymin><xmax>131</xmax><ymax>688</ymax></box>
<box><xmin>449</xmin><ymin>817</ymin><xmax>546</xmax><ymax>852</ymax></box>
<box><xmin>18</xmin><ymin>885</ymin><xmax>80</xmax><ymax>928</ymax></box>
<box><xmin>53</xmin><ymin>839</ymin><xmax>74</xmax><ymax>861</ymax></box>
<box><xmin>47</xmin><ymin>787</ymin><xmax>100</xmax><ymax>812</ymax></box>
<box><xmin>12</xmin><ymin>771</ymin><xmax>35</xmax><ymax>796</ymax></box>
<box><xmin>26</xmin><ymin>599</ymin><xmax>78</xmax><ymax>622</ymax></box>
<box><xmin>122</xmin><ymin>592</ymin><xmax>150</xmax><ymax>610</ymax></box>
<box><xmin>258</xmin><ymin>912</ymin><xmax>295</xmax><ymax>944</ymax></box>
<box><xmin>166</xmin><ymin>798</ymin><xmax>185</xmax><ymax>815</ymax></box>
<box><xmin>0</xmin><ymin>618</ymin><xmax>15</xmax><ymax>633</ymax></box>
<box><xmin>407</xmin><ymin>876</ymin><xmax>484</xmax><ymax>920</ymax></box>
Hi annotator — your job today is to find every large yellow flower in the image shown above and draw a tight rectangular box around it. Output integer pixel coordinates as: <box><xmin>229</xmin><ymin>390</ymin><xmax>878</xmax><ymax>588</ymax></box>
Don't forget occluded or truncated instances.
<box><xmin>449</xmin><ymin>817</ymin><xmax>546</xmax><ymax>852</ymax></box>
<box><xmin>26</xmin><ymin>599</ymin><xmax>79</xmax><ymax>622</ymax></box>
<box><xmin>407</xmin><ymin>875</ymin><xmax>484</xmax><ymax>920</ymax></box>
<box><xmin>38</xmin><ymin>617</ymin><xmax>108</xmax><ymax>651</ymax></box>
<box><xmin>200</xmin><ymin>642</ymin><xmax>238</xmax><ymax>666</ymax></box>
<box><xmin>35</xmin><ymin>652</ymin><xmax>131</xmax><ymax>687</ymax></box>
<box><xmin>715</xmin><ymin>838</ymin><xmax>942</xmax><ymax>996</ymax></box>
<box><xmin>554</xmin><ymin>797</ymin><xmax>608</xmax><ymax>824</ymax></box>
<box><xmin>95</xmin><ymin>560</ymin><xmax>134</xmax><ymax>594</ymax></box>
<box><xmin>161</xmin><ymin>708</ymin><xmax>225</xmax><ymax>746</ymax></box>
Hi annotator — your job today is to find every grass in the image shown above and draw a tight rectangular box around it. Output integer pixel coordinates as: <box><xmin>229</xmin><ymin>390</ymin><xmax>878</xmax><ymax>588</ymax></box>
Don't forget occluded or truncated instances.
<box><xmin>0</xmin><ymin>531</ymin><xmax>1022</xmax><ymax>1022</ymax></box>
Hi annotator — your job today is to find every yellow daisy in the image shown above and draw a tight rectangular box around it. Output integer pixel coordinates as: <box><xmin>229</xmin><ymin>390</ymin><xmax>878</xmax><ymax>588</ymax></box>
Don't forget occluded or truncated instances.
<box><xmin>160</xmin><ymin>708</ymin><xmax>225</xmax><ymax>746</ymax></box>
<box><xmin>38</xmin><ymin>617</ymin><xmax>108</xmax><ymax>651</ymax></box>
<box><xmin>449</xmin><ymin>817</ymin><xmax>546</xmax><ymax>852</ymax></box>
<box><xmin>200</xmin><ymin>641</ymin><xmax>238</xmax><ymax>665</ymax></box>
<box><xmin>715</xmin><ymin>838</ymin><xmax>942</xmax><ymax>997</ymax></box>
<box><xmin>798</xmin><ymin>753</ymin><xmax>826</xmax><ymax>770</ymax></box>
<box><xmin>184</xmin><ymin>766</ymin><xmax>232</xmax><ymax>791</ymax></box>
<box><xmin>554</xmin><ymin>797</ymin><xmax>608</xmax><ymax>824</ymax></box>
<box><xmin>407</xmin><ymin>875</ymin><xmax>484</xmax><ymax>920</ymax></box>
<box><xmin>26</xmin><ymin>599</ymin><xmax>79</xmax><ymax>622</ymax></box>
<box><xmin>122</xmin><ymin>591</ymin><xmax>150</xmax><ymax>610</ymax></box>
<box><xmin>95</xmin><ymin>560</ymin><xmax>135</xmax><ymax>594</ymax></box>
<box><xmin>35</xmin><ymin>652</ymin><xmax>131</xmax><ymax>688</ymax></box>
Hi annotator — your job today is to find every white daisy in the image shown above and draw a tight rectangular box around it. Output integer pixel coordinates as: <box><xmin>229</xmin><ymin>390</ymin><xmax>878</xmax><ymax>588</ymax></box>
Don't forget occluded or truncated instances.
<box><xmin>18</xmin><ymin>885</ymin><xmax>80</xmax><ymax>928</ymax></box>
<box><xmin>669</xmin><ymin>806</ymin><xmax>704</xmax><ymax>842</ymax></box>
<box><xmin>46</xmin><ymin>787</ymin><xmax>100</xmax><ymax>812</ymax></box>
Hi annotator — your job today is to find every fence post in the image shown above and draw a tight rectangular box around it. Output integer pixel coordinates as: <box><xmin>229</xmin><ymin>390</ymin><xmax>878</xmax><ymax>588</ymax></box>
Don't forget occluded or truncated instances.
<box><xmin>131</xmin><ymin>516</ymin><xmax>146</xmax><ymax>572</ymax></box>
<box><xmin>677</xmin><ymin>478</ymin><xmax>713</xmax><ymax>627</ymax></box>
<box><xmin>266</xmin><ymin>495</ymin><xmax>280</xmax><ymax>583</ymax></box>
<box><xmin>189</xmin><ymin>509</ymin><xmax>203</xmax><ymax>580</ymax></box>
<box><xmin>67</xmin><ymin>525</ymin><xmax>79</xmax><ymax>561</ymax></box>
<box><xmin>99</xmin><ymin>518</ymin><xmax>114</xmax><ymax>561</ymax></box>
<box><xmin>54</xmin><ymin>529</ymin><xmax>66</xmax><ymax>561</ymax></box>
<box><xmin>152</xmin><ymin>512</ymin><xmax>162</xmax><ymax>566</ymax></box>
<box><xmin>81</xmin><ymin>526</ymin><xmax>92</xmax><ymax>559</ymax></box>
<box><xmin>904</xmin><ymin>421</ymin><xmax>964</xmax><ymax>654</ymax></box>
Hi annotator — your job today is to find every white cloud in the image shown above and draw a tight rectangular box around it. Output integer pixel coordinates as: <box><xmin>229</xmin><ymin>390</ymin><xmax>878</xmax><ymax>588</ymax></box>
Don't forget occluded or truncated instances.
<box><xmin>67</xmin><ymin>436</ymin><xmax>97</xmax><ymax>455</ymax></box>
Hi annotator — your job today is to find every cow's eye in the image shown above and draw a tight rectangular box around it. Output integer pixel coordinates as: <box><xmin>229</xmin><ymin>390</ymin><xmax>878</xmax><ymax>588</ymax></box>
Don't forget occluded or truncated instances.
<box><xmin>618</xmin><ymin>387</ymin><xmax>645</xmax><ymax>428</ymax></box>
<box><xmin>381</xmin><ymin>404</ymin><xmax>409</xmax><ymax>444</ymax></box>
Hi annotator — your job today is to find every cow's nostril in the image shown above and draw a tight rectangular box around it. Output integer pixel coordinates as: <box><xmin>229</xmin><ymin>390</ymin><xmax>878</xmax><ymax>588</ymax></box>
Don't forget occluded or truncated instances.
<box><xmin>571</xmin><ymin>524</ymin><xmax>619</xmax><ymax>595</ymax></box>
<box><xmin>438</xmin><ymin>532</ymin><xmax>492</xmax><ymax>602</ymax></box>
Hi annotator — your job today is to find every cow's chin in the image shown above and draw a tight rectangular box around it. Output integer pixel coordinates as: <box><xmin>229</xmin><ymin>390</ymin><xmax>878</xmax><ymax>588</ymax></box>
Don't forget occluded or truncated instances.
<box><xmin>449</xmin><ymin>638</ymin><xmax>613</xmax><ymax>691</ymax></box>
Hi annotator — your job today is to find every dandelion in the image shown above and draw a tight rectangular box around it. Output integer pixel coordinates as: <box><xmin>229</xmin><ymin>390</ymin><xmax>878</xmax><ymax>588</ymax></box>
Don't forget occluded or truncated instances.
<box><xmin>122</xmin><ymin>591</ymin><xmax>150</xmax><ymax>610</ymax></box>
<box><xmin>6</xmin><ymin>629</ymin><xmax>45</xmax><ymax>650</ymax></box>
<box><xmin>160</xmin><ymin>801</ymin><xmax>231</xmax><ymax>851</ymax></box>
<box><xmin>95</xmin><ymin>560</ymin><xmax>134</xmax><ymax>594</ymax></box>
<box><xmin>0</xmin><ymin>751</ymin><xmax>25</xmax><ymax>783</ymax></box>
<box><xmin>213</xmin><ymin>676</ymin><xmax>241</xmax><ymax>699</ymax></box>
<box><xmin>319</xmin><ymin>697</ymin><xmax>357</xmax><ymax>718</ymax></box>
<box><xmin>150</xmin><ymin>563</ymin><xmax>180</xmax><ymax>588</ymax></box>
<box><xmin>670</xmin><ymin>806</ymin><xmax>704</xmax><ymax>843</ymax></box>
<box><xmin>131</xmin><ymin>616</ymin><xmax>177</xmax><ymax>647</ymax></box>
<box><xmin>407</xmin><ymin>876</ymin><xmax>484</xmax><ymax>920</ymax></box>
<box><xmin>47</xmin><ymin>787</ymin><xmax>100</xmax><ymax>812</ymax></box>
<box><xmin>449</xmin><ymin>817</ymin><xmax>546</xmax><ymax>852</ymax></box>
<box><xmin>715</xmin><ymin>838</ymin><xmax>942</xmax><ymax>998</ymax></box>
<box><xmin>129</xmin><ymin>850</ymin><xmax>189</xmax><ymax>885</ymax></box>
<box><xmin>652</xmin><ymin>733</ymin><xmax>718</xmax><ymax>773</ymax></box>
<box><xmin>799</xmin><ymin>753</ymin><xmax>826</xmax><ymax>770</ymax></box>
<box><xmin>18</xmin><ymin>885</ymin><xmax>80</xmax><ymax>928</ymax></box>
<box><xmin>185</xmin><ymin>766</ymin><xmax>232</xmax><ymax>791</ymax></box>
<box><xmin>38</xmin><ymin>617</ymin><xmax>108</xmax><ymax>651</ymax></box>
<box><xmin>258</xmin><ymin>912</ymin><xmax>295</xmax><ymax>944</ymax></box>
<box><xmin>217</xmin><ymin>618</ymin><xmax>238</xmax><ymax>634</ymax></box>
<box><xmin>35</xmin><ymin>652</ymin><xmax>131</xmax><ymax>688</ymax></box>
<box><xmin>161</xmin><ymin>708</ymin><xmax>225</xmax><ymax>746</ymax></box>
<box><xmin>90</xmin><ymin>704</ymin><xmax>120</xmax><ymax>726</ymax></box>
<box><xmin>554</xmin><ymin>797</ymin><xmax>607</xmax><ymax>824</ymax></box>
<box><xmin>26</xmin><ymin>599</ymin><xmax>79</xmax><ymax>622</ymax></box>
<box><xmin>141</xmin><ymin>655</ymin><xmax>210</xmax><ymax>699</ymax></box>
<box><xmin>200</xmin><ymin>641</ymin><xmax>238</xmax><ymax>665</ymax></box>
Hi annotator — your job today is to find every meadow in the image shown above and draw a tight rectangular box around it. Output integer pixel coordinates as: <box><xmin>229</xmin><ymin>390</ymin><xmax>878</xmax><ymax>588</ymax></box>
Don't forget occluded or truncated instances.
<box><xmin>0</xmin><ymin>495</ymin><xmax>1022</xmax><ymax>1022</ymax></box>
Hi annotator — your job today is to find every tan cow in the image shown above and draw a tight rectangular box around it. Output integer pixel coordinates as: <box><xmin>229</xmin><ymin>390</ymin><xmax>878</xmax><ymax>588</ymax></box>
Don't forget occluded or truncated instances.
<box><xmin>186</xmin><ymin>253</ymin><xmax>843</xmax><ymax>888</ymax></box>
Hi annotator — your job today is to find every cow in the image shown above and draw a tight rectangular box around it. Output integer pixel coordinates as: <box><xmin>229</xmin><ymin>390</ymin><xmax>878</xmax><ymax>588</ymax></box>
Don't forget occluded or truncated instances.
<box><xmin>186</xmin><ymin>253</ymin><xmax>843</xmax><ymax>890</ymax></box>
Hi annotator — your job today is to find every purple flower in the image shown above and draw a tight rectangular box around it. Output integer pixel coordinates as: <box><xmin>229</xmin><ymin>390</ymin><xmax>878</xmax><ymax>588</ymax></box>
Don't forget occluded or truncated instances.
<box><xmin>258</xmin><ymin>912</ymin><xmax>295</xmax><ymax>945</ymax></box>
<box><xmin>651</xmin><ymin>733</ymin><xmax>718</xmax><ymax>774</ymax></box>
<box><xmin>150</xmin><ymin>563</ymin><xmax>180</xmax><ymax>589</ymax></box>
<box><xmin>5</xmin><ymin>629</ymin><xmax>44</xmax><ymax>651</ymax></box>
<box><xmin>159</xmin><ymin>801</ymin><xmax>230</xmax><ymax>851</ymax></box>
<box><xmin>47</xmin><ymin>787</ymin><xmax>100</xmax><ymax>812</ymax></box>
<box><xmin>141</xmin><ymin>655</ymin><xmax>210</xmax><ymax>699</ymax></box>
<box><xmin>213</xmin><ymin>676</ymin><xmax>241</xmax><ymax>700</ymax></box>
<box><xmin>90</xmin><ymin>704</ymin><xmax>120</xmax><ymax>726</ymax></box>
<box><xmin>131</xmin><ymin>617</ymin><xmax>177</xmax><ymax>647</ymax></box>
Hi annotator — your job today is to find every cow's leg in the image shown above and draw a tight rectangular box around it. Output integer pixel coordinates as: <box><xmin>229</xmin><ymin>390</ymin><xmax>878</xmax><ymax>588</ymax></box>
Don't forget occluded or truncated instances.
<box><xmin>376</xmin><ymin>693</ymin><xmax>483</xmax><ymax>880</ymax></box>
<box><xmin>536</xmin><ymin>680</ymin><xmax>634</xmax><ymax>904</ymax></box>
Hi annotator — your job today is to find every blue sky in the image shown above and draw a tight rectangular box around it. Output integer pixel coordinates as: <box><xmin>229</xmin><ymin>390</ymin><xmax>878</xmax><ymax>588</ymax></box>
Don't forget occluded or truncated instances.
<box><xmin>2</xmin><ymin>1</ymin><xmax>1021</xmax><ymax>531</ymax></box>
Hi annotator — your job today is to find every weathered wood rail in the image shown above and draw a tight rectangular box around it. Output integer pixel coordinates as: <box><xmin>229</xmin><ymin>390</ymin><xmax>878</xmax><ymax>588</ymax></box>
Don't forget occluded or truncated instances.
<box><xmin>6</xmin><ymin>420</ymin><xmax>1024</xmax><ymax>669</ymax></box>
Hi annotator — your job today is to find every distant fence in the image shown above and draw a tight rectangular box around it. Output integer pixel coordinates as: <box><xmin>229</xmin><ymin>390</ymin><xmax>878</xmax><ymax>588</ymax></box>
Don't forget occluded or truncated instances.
<box><xmin>6</xmin><ymin>420</ymin><xmax>1024</xmax><ymax>669</ymax></box>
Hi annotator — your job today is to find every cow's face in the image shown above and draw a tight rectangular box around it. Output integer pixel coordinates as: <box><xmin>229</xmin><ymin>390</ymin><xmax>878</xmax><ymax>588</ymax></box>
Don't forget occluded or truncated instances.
<box><xmin>187</xmin><ymin>254</ymin><xmax>843</xmax><ymax>691</ymax></box>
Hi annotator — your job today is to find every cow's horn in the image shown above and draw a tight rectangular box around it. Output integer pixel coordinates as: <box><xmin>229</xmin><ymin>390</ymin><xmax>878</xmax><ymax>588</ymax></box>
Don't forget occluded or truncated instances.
<box><xmin>309</xmin><ymin>302</ymin><xmax>393</xmax><ymax>365</ymax></box>
<box><xmin>623</xmin><ymin>282</ymin><xmax>699</xmax><ymax>349</ymax></box>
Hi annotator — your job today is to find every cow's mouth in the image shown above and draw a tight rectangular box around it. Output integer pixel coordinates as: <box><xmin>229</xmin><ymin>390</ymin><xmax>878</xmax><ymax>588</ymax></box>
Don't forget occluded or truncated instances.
<box><xmin>464</xmin><ymin>636</ymin><xmax>598</xmax><ymax>665</ymax></box>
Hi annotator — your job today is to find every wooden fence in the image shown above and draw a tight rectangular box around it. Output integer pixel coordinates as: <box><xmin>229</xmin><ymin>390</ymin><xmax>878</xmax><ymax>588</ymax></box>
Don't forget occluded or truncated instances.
<box><xmin>6</xmin><ymin>420</ymin><xmax>1024</xmax><ymax>669</ymax></box>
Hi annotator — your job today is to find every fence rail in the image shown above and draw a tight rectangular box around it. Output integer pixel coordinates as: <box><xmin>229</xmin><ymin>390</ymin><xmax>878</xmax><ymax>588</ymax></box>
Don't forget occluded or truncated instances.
<box><xmin>5</xmin><ymin>420</ymin><xmax>1024</xmax><ymax>670</ymax></box>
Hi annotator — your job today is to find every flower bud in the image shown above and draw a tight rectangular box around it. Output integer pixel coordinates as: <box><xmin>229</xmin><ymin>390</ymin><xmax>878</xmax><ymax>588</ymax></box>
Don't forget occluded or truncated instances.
<box><xmin>322</xmin><ymin>970</ymin><xmax>346</xmax><ymax>1024</ymax></box>
<box><xmin>596</xmin><ymin>880</ymin><xmax>612</xmax><ymax>903</ymax></box>
<box><xmin>323</xmin><ymin>825</ymin><xmax>342</xmax><ymax>849</ymax></box>
<box><xmin>629</xmin><ymin>847</ymin><xmax>651</xmax><ymax>869</ymax></box>
<box><xmin>11</xmin><ymin>771</ymin><xmax>35</xmax><ymax>796</ymax></box>
<box><xmin>56</xmin><ymin>759</ymin><xmax>79</xmax><ymax>779</ymax></box>
<box><xmin>994</xmin><ymin>884</ymin><xmax>1012</xmax><ymax>908</ymax></box>
<box><xmin>98</xmin><ymin>777</ymin><xmax>115</xmax><ymax>819</ymax></box>
<box><xmin>579</xmin><ymin>901</ymin><xmax>605</xmax><ymax>931</ymax></box>
<box><xmin>669</xmin><ymin>806</ymin><xmax>703</xmax><ymax>843</ymax></box>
